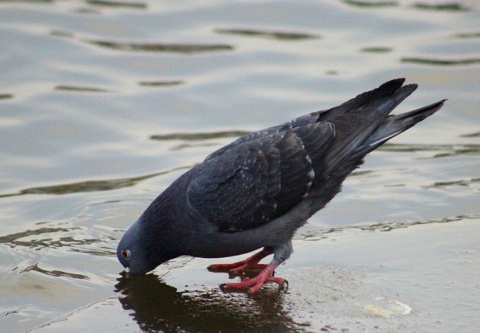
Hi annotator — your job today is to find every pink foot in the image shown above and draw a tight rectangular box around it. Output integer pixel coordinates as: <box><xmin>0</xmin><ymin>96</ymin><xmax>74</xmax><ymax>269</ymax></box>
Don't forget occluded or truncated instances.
<box><xmin>220</xmin><ymin>264</ymin><xmax>287</xmax><ymax>294</ymax></box>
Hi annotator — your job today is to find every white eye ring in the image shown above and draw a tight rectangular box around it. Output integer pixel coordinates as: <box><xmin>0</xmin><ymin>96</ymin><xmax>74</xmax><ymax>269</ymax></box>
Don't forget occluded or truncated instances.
<box><xmin>121</xmin><ymin>249</ymin><xmax>131</xmax><ymax>260</ymax></box>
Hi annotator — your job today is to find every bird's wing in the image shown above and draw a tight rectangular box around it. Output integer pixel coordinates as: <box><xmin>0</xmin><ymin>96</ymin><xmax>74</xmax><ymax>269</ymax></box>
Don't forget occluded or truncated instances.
<box><xmin>187</xmin><ymin>122</ymin><xmax>335</xmax><ymax>232</ymax></box>
<box><xmin>205</xmin><ymin>79</ymin><xmax>408</xmax><ymax>161</ymax></box>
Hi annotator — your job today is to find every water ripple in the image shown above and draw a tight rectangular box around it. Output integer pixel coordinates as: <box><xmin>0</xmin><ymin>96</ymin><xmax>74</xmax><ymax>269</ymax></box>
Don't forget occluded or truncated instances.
<box><xmin>4</xmin><ymin>232</ymin><xmax>101</xmax><ymax>251</ymax></box>
<box><xmin>0</xmin><ymin>168</ymin><xmax>188</xmax><ymax>198</ymax></box>
<box><xmin>361</xmin><ymin>47</ymin><xmax>393</xmax><ymax>53</ymax></box>
<box><xmin>55</xmin><ymin>85</ymin><xmax>111</xmax><ymax>93</ymax></box>
<box><xmin>150</xmin><ymin>130</ymin><xmax>250</xmax><ymax>141</ymax></box>
<box><xmin>423</xmin><ymin>178</ymin><xmax>480</xmax><ymax>189</ymax></box>
<box><xmin>86</xmin><ymin>0</ymin><xmax>147</xmax><ymax>9</ymax></box>
<box><xmin>378</xmin><ymin>143</ymin><xmax>480</xmax><ymax>158</ymax></box>
<box><xmin>301</xmin><ymin>214</ymin><xmax>480</xmax><ymax>240</ymax></box>
<box><xmin>215</xmin><ymin>28</ymin><xmax>320</xmax><ymax>41</ymax></box>
<box><xmin>138</xmin><ymin>80</ymin><xmax>185</xmax><ymax>87</ymax></box>
<box><xmin>401</xmin><ymin>57</ymin><xmax>480</xmax><ymax>66</ymax></box>
<box><xmin>342</xmin><ymin>0</ymin><xmax>398</xmax><ymax>8</ymax></box>
<box><xmin>20</xmin><ymin>263</ymin><xmax>89</xmax><ymax>280</ymax></box>
<box><xmin>453</xmin><ymin>32</ymin><xmax>480</xmax><ymax>39</ymax></box>
<box><xmin>0</xmin><ymin>227</ymin><xmax>71</xmax><ymax>245</ymax></box>
<box><xmin>460</xmin><ymin>131</ymin><xmax>480</xmax><ymax>138</ymax></box>
<box><xmin>0</xmin><ymin>93</ymin><xmax>14</xmax><ymax>100</ymax></box>
<box><xmin>86</xmin><ymin>40</ymin><xmax>234</xmax><ymax>54</ymax></box>
<box><xmin>50</xmin><ymin>30</ymin><xmax>234</xmax><ymax>54</ymax></box>
<box><xmin>413</xmin><ymin>2</ymin><xmax>470</xmax><ymax>11</ymax></box>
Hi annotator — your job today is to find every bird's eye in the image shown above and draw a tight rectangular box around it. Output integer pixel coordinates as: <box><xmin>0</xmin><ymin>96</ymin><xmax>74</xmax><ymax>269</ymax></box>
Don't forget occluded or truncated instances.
<box><xmin>121</xmin><ymin>249</ymin><xmax>131</xmax><ymax>260</ymax></box>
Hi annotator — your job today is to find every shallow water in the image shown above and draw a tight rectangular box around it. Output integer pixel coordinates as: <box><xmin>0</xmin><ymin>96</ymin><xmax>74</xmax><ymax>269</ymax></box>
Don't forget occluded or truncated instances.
<box><xmin>1</xmin><ymin>0</ymin><xmax>479</xmax><ymax>332</ymax></box>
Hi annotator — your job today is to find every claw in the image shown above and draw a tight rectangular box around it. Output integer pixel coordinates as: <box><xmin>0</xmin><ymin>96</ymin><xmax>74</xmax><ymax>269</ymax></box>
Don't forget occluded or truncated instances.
<box><xmin>208</xmin><ymin>248</ymin><xmax>285</xmax><ymax>293</ymax></box>
<box><xmin>220</xmin><ymin>264</ymin><xmax>285</xmax><ymax>294</ymax></box>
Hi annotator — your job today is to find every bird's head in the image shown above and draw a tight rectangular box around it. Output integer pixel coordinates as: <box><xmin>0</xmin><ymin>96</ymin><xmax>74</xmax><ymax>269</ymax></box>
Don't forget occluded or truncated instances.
<box><xmin>117</xmin><ymin>215</ymin><xmax>179</xmax><ymax>276</ymax></box>
<box><xmin>117</xmin><ymin>219</ymin><xmax>153</xmax><ymax>275</ymax></box>
<box><xmin>117</xmin><ymin>173</ymin><xmax>192</xmax><ymax>275</ymax></box>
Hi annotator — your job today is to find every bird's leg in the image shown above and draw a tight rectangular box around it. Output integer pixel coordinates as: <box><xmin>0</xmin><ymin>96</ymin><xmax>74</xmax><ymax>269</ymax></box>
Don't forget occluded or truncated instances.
<box><xmin>207</xmin><ymin>247</ymin><xmax>273</xmax><ymax>277</ymax></box>
<box><xmin>219</xmin><ymin>241</ymin><xmax>292</xmax><ymax>294</ymax></box>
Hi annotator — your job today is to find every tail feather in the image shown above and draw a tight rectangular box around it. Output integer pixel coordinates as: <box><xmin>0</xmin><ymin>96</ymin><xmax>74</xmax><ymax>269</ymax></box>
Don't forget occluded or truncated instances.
<box><xmin>322</xmin><ymin>81</ymin><xmax>420</xmax><ymax>173</ymax></box>
<box><xmin>352</xmin><ymin>99</ymin><xmax>446</xmax><ymax>159</ymax></box>
<box><xmin>314</xmin><ymin>78</ymin><xmax>408</xmax><ymax>123</ymax></box>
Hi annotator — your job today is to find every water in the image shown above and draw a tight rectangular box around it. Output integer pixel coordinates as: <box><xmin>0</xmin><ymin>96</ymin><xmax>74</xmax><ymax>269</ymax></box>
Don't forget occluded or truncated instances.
<box><xmin>1</xmin><ymin>0</ymin><xmax>479</xmax><ymax>332</ymax></box>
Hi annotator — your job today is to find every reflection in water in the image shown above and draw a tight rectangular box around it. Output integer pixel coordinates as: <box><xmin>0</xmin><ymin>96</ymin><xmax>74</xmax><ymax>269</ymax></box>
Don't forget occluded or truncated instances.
<box><xmin>115</xmin><ymin>273</ymin><xmax>300</xmax><ymax>333</ymax></box>
<box><xmin>215</xmin><ymin>28</ymin><xmax>319</xmax><ymax>41</ymax></box>
<box><xmin>401</xmin><ymin>57</ymin><xmax>480</xmax><ymax>66</ymax></box>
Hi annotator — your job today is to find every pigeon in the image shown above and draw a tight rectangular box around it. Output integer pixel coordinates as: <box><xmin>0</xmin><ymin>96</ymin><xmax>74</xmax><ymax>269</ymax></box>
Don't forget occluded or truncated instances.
<box><xmin>117</xmin><ymin>78</ymin><xmax>445</xmax><ymax>293</ymax></box>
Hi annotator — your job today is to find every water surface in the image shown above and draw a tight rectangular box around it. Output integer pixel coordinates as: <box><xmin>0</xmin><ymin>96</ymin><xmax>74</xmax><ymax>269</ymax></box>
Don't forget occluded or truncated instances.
<box><xmin>1</xmin><ymin>0</ymin><xmax>479</xmax><ymax>332</ymax></box>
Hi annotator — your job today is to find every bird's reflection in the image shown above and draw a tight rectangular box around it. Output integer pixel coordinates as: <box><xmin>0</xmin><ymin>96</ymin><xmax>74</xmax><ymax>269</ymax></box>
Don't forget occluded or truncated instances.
<box><xmin>115</xmin><ymin>272</ymin><xmax>299</xmax><ymax>332</ymax></box>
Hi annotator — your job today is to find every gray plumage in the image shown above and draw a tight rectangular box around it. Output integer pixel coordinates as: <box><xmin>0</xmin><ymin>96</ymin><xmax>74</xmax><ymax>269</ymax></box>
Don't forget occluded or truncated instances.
<box><xmin>117</xmin><ymin>78</ymin><xmax>444</xmax><ymax>289</ymax></box>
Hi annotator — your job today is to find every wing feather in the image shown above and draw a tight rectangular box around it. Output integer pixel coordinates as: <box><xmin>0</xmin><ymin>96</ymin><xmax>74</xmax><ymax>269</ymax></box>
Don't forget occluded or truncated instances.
<box><xmin>187</xmin><ymin>123</ymin><xmax>334</xmax><ymax>232</ymax></box>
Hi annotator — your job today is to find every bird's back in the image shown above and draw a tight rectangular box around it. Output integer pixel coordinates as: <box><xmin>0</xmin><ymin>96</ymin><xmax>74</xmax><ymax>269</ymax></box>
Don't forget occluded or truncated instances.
<box><xmin>186</xmin><ymin>78</ymin><xmax>444</xmax><ymax>237</ymax></box>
